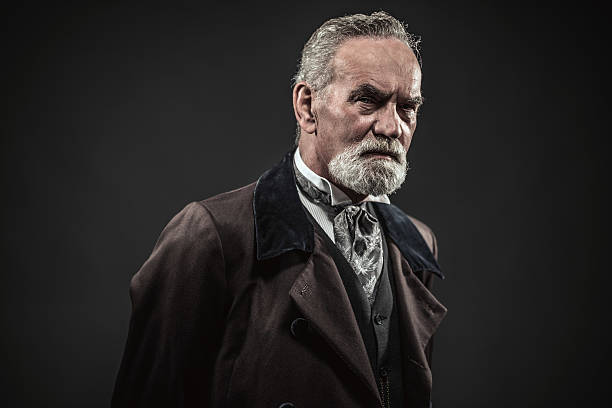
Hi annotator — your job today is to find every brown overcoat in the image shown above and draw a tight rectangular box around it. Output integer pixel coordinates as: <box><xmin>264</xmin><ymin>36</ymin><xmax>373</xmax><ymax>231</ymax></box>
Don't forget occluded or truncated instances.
<box><xmin>112</xmin><ymin>151</ymin><xmax>447</xmax><ymax>407</ymax></box>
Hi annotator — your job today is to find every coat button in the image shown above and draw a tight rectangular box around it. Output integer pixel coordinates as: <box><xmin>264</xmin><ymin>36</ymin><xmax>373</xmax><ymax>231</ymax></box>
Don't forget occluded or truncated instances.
<box><xmin>290</xmin><ymin>318</ymin><xmax>309</xmax><ymax>338</ymax></box>
<box><xmin>278</xmin><ymin>403</ymin><xmax>295</xmax><ymax>408</ymax></box>
<box><xmin>379</xmin><ymin>367</ymin><xmax>389</xmax><ymax>377</ymax></box>
<box><xmin>374</xmin><ymin>314</ymin><xmax>386</xmax><ymax>325</ymax></box>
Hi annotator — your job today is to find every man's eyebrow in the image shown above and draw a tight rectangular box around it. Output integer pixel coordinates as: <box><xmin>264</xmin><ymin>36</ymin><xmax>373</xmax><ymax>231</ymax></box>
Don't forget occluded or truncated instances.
<box><xmin>347</xmin><ymin>83</ymin><xmax>424</xmax><ymax>107</ymax></box>
<box><xmin>347</xmin><ymin>83</ymin><xmax>390</xmax><ymax>102</ymax></box>
<box><xmin>404</xmin><ymin>95</ymin><xmax>424</xmax><ymax>107</ymax></box>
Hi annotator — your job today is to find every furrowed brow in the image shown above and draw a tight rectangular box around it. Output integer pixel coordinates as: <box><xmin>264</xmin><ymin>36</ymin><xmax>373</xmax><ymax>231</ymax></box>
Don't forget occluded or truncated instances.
<box><xmin>405</xmin><ymin>95</ymin><xmax>424</xmax><ymax>108</ymax></box>
<box><xmin>347</xmin><ymin>83</ymin><xmax>390</xmax><ymax>102</ymax></box>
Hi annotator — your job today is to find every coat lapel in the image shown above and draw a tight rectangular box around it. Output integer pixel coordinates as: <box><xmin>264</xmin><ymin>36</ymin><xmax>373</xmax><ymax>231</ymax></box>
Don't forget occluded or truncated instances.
<box><xmin>289</xmin><ymin>233</ymin><xmax>382</xmax><ymax>406</ymax></box>
<box><xmin>388</xmin><ymin>239</ymin><xmax>447</xmax><ymax>400</ymax></box>
<box><xmin>255</xmin><ymin>151</ymin><xmax>447</xmax><ymax>404</ymax></box>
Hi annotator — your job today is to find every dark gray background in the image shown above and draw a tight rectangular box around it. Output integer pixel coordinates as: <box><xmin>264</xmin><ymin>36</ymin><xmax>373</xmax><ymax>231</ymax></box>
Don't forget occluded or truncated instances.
<box><xmin>2</xmin><ymin>1</ymin><xmax>609</xmax><ymax>407</ymax></box>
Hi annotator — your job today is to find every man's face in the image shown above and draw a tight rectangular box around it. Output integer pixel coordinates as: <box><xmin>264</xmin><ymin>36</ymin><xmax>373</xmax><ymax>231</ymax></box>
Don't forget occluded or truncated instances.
<box><xmin>309</xmin><ymin>37</ymin><xmax>422</xmax><ymax>196</ymax></box>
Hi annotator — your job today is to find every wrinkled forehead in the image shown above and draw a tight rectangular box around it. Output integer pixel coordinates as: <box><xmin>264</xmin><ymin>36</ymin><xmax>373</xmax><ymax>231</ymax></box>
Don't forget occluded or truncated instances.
<box><xmin>331</xmin><ymin>37</ymin><xmax>422</xmax><ymax>95</ymax></box>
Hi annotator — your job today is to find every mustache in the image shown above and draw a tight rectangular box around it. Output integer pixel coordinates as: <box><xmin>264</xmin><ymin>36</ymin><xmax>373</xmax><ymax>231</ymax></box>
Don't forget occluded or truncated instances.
<box><xmin>353</xmin><ymin>138</ymin><xmax>406</xmax><ymax>162</ymax></box>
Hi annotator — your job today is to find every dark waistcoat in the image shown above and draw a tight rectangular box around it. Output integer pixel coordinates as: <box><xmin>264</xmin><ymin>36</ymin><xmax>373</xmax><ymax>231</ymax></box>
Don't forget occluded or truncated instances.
<box><xmin>305</xmin><ymin>208</ymin><xmax>405</xmax><ymax>408</ymax></box>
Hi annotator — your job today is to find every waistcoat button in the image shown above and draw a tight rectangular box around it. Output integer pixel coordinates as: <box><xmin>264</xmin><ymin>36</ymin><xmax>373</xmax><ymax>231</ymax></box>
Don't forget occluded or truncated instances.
<box><xmin>374</xmin><ymin>313</ymin><xmax>386</xmax><ymax>325</ymax></box>
<box><xmin>290</xmin><ymin>318</ymin><xmax>309</xmax><ymax>338</ymax></box>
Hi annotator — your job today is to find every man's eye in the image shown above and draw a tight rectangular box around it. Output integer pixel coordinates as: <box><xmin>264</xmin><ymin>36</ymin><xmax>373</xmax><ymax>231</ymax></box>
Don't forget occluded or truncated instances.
<box><xmin>399</xmin><ymin>104</ymin><xmax>416</xmax><ymax>112</ymax></box>
<box><xmin>357</xmin><ymin>96</ymin><xmax>375</xmax><ymax>104</ymax></box>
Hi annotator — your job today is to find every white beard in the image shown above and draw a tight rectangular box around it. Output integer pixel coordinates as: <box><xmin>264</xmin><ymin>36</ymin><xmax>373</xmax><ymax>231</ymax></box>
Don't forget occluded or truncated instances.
<box><xmin>328</xmin><ymin>138</ymin><xmax>408</xmax><ymax>197</ymax></box>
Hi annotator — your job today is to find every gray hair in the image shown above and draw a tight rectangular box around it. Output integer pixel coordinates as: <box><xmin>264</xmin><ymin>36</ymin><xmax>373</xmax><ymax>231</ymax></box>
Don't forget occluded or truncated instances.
<box><xmin>292</xmin><ymin>11</ymin><xmax>421</xmax><ymax>144</ymax></box>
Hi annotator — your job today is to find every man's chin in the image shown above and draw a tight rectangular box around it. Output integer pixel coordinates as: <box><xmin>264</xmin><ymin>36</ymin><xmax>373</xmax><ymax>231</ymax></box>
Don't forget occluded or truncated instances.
<box><xmin>328</xmin><ymin>151</ymin><xmax>407</xmax><ymax>197</ymax></box>
<box><xmin>350</xmin><ymin>162</ymin><xmax>406</xmax><ymax>196</ymax></box>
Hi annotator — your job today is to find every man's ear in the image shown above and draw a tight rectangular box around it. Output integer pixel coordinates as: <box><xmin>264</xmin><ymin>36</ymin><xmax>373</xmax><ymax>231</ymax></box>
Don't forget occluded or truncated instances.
<box><xmin>292</xmin><ymin>82</ymin><xmax>317</xmax><ymax>134</ymax></box>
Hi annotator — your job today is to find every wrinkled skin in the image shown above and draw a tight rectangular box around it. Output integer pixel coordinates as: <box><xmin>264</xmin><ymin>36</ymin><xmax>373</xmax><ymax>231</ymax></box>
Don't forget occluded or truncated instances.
<box><xmin>294</xmin><ymin>37</ymin><xmax>423</xmax><ymax>202</ymax></box>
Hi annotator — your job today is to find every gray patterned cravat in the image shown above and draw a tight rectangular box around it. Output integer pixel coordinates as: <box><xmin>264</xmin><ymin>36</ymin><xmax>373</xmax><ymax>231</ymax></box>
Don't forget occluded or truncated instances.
<box><xmin>294</xmin><ymin>166</ymin><xmax>383</xmax><ymax>302</ymax></box>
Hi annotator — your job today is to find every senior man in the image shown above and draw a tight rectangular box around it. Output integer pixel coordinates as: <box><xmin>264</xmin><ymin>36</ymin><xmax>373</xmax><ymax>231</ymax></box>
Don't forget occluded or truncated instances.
<box><xmin>112</xmin><ymin>11</ymin><xmax>447</xmax><ymax>408</ymax></box>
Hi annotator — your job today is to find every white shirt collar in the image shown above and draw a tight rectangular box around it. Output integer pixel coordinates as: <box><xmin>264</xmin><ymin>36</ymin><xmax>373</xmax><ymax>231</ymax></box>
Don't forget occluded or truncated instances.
<box><xmin>294</xmin><ymin>147</ymin><xmax>390</xmax><ymax>206</ymax></box>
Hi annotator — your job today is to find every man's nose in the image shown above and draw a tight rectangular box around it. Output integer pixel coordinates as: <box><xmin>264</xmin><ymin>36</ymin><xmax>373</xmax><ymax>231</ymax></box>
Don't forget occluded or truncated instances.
<box><xmin>372</xmin><ymin>104</ymin><xmax>403</xmax><ymax>139</ymax></box>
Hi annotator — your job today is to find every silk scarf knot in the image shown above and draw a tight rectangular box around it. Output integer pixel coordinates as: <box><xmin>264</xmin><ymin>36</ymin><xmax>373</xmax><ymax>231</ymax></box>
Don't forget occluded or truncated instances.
<box><xmin>294</xmin><ymin>164</ymin><xmax>383</xmax><ymax>302</ymax></box>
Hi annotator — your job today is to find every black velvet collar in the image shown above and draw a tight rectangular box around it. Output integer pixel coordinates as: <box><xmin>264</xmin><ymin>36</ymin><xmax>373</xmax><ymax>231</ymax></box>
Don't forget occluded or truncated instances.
<box><xmin>253</xmin><ymin>150</ymin><xmax>444</xmax><ymax>279</ymax></box>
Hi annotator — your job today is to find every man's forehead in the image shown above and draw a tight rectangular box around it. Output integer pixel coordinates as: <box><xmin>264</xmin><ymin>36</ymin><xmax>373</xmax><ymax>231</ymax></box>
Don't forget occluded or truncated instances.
<box><xmin>331</xmin><ymin>37</ymin><xmax>421</xmax><ymax>95</ymax></box>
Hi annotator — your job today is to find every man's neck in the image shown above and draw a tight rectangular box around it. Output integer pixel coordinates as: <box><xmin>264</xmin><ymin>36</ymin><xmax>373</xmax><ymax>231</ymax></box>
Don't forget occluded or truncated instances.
<box><xmin>338</xmin><ymin>187</ymin><xmax>367</xmax><ymax>204</ymax></box>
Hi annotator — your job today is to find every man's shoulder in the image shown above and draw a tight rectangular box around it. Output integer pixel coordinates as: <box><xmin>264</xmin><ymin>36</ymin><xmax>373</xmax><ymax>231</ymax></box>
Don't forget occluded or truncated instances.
<box><xmin>153</xmin><ymin>182</ymin><xmax>256</xmax><ymax>242</ymax></box>
<box><xmin>199</xmin><ymin>182</ymin><xmax>256</xmax><ymax>210</ymax></box>
<box><xmin>157</xmin><ymin>182</ymin><xmax>258</xmax><ymax>261</ymax></box>
<box><xmin>378</xmin><ymin>203</ymin><xmax>438</xmax><ymax>259</ymax></box>
<box><xmin>406</xmin><ymin>214</ymin><xmax>437</xmax><ymax>258</ymax></box>
<box><xmin>195</xmin><ymin>181</ymin><xmax>258</xmax><ymax>227</ymax></box>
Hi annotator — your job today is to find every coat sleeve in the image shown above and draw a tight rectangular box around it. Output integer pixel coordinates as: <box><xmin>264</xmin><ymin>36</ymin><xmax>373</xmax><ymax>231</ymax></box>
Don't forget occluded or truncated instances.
<box><xmin>112</xmin><ymin>202</ymin><xmax>227</xmax><ymax>407</ymax></box>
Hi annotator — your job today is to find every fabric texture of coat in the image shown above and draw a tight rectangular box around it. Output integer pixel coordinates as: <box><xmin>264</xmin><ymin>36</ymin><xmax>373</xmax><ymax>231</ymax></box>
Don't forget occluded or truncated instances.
<box><xmin>112</xmin><ymin>151</ymin><xmax>447</xmax><ymax>407</ymax></box>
